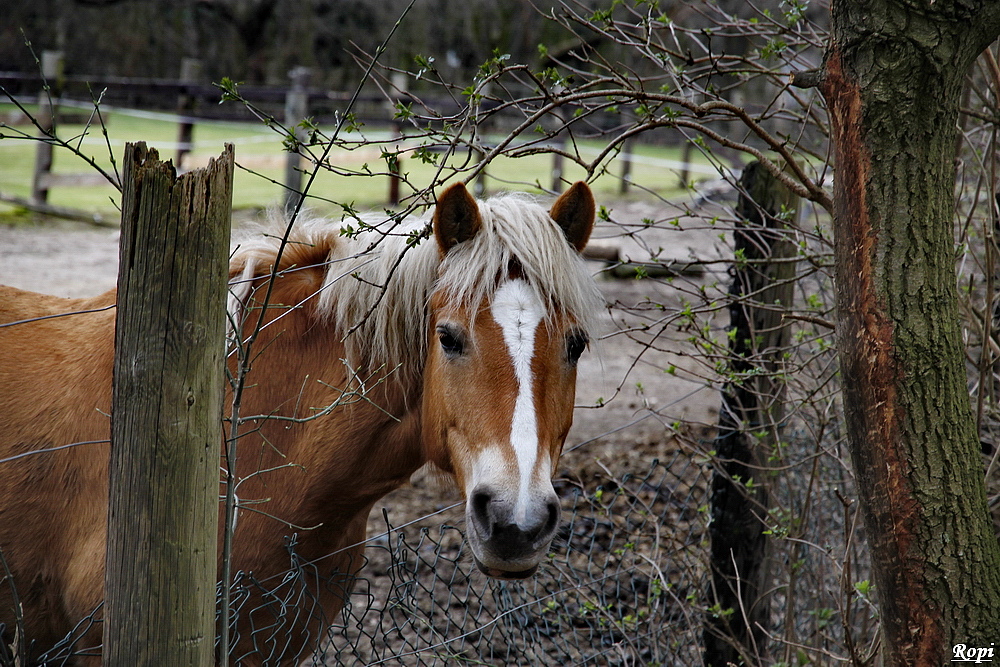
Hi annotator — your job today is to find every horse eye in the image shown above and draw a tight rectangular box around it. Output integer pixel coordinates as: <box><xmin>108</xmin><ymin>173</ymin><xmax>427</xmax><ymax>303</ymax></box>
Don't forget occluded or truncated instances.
<box><xmin>437</xmin><ymin>325</ymin><xmax>465</xmax><ymax>357</ymax></box>
<box><xmin>566</xmin><ymin>331</ymin><xmax>588</xmax><ymax>364</ymax></box>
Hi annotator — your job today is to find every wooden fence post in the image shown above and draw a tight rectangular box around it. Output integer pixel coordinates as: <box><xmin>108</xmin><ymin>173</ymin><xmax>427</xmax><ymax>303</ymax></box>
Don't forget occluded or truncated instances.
<box><xmin>104</xmin><ymin>142</ymin><xmax>234</xmax><ymax>666</ymax></box>
<box><xmin>175</xmin><ymin>58</ymin><xmax>204</xmax><ymax>170</ymax></box>
<box><xmin>678</xmin><ymin>140</ymin><xmax>694</xmax><ymax>189</ymax></box>
<box><xmin>386</xmin><ymin>72</ymin><xmax>410</xmax><ymax>206</ymax></box>
<box><xmin>31</xmin><ymin>50</ymin><xmax>64</xmax><ymax>204</ymax></box>
<box><xmin>619</xmin><ymin>138</ymin><xmax>633</xmax><ymax>194</ymax></box>
<box><xmin>283</xmin><ymin>66</ymin><xmax>311</xmax><ymax>213</ymax></box>
<box><xmin>550</xmin><ymin>86</ymin><xmax>569</xmax><ymax>192</ymax></box>
<box><xmin>387</xmin><ymin>71</ymin><xmax>408</xmax><ymax>206</ymax></box>
<box><xmin>472</xmin><ymin>142</ymin><xmax>488</xmax><ymax>198</ymax></box>
<box><xmin>551</xmin><ymin>112</ymin><xmax>567</xmax><ymax>192</ymax></box>
<box><xmin>471</xmin><ymin>81</ymin><xmax>491</xmax><ymax>198</ymax></box>
<box><xmin>703</xmin><ymin>160</ymin><xmax>799</xmax><ymax>667</ymax></box>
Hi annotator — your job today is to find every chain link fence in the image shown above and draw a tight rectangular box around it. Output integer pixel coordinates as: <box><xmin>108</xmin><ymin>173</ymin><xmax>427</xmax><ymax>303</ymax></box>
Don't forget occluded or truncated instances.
<box><xmin>0</xmin><ymin>191</ymin><xmax>879</xmax><ymax>667</ymax></box>
<box><xmin>209</xmin><ymin>452</ymin><xmax>709</xmax><ymax>666</ymax></box>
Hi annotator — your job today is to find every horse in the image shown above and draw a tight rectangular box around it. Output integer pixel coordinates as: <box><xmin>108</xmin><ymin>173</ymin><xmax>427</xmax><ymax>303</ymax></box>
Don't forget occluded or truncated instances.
<box><xmin>0</xmin><ymin>180</ymin><xmax>603</xmax><ymax>664</ymax></box>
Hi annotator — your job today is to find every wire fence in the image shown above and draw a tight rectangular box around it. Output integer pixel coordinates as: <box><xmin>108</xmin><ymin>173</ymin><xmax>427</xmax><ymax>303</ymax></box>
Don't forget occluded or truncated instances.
<box><xmin>0</xmin><ymin>187</ymin><xmax>878</xmax><ymax>667</ymax></box>
<box><xmin>4</xmin><ymin>2</ymin><xmax>1000</xmax><ymax>663</ymax></box>
<box><xmin>13</xmin><ymin>408</ymin><xmax>872</xmax><ymax>667</ymax></box>
<box><xmin>317</xmin><ymin>452</ymin><xmax>709</xmax><ymax>666</ymax></box>
<box><xmin>4</xmin><ymin>454</ymin><xmax>710</xmax><ymax>666</ymax></box>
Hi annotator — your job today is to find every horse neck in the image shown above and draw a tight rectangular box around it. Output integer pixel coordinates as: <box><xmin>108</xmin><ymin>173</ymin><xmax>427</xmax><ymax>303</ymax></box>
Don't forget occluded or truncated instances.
<box><xmin>229</xmin><ymin>290</ymin><xmax>427</xmax><ymax>530</ymax></box>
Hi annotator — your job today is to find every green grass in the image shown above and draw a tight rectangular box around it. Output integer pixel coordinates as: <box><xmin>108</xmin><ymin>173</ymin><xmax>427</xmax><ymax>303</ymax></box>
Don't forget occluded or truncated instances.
<box><xmin>0</xmin><ymin>103</ymin><xmax>716</xmax><ymax>220</ymax></box>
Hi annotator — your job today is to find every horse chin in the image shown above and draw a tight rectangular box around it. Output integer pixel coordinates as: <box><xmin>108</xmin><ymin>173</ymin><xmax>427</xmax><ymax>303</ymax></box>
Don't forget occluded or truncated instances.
<box><xmin>473</xmin><ymin>557</ymin><xmax>539</xmax><ymax>580</ymax></box>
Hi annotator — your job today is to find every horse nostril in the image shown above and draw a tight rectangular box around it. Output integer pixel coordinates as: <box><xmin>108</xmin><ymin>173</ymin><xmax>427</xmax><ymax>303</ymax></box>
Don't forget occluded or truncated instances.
<box><xmin>470</xmin><ymin>488</ymin><xmax>560</xmax><ymax>555</ymax></box>
<box><xmin>525</xmin><ymin>497</ymin><xmax>561</xmax><ymax>545</ymax></box>
<box><xmin>544</xmin><ymin>498</ymin><xmax>559</xmax><ymax>537</ymax></box>
<box><xmin>471</xmin><ymin>489</ymin><xmax>494</xmax><ymax>538</ymax></box>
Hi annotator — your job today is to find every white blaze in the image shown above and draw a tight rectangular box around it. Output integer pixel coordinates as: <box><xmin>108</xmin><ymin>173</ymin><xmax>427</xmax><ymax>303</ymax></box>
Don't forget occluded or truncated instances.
<box><xmin>490</xmin><ymin>279</ymin><xmax>545</xmax><ymax>524</ymax></box>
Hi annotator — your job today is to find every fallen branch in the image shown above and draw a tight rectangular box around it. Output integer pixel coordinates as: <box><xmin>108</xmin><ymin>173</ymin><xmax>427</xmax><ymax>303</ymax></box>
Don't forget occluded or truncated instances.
<box><xmin>0</xmin><ymin>191</ymin><xmax>116</xmax><ymax>227</ymax></box>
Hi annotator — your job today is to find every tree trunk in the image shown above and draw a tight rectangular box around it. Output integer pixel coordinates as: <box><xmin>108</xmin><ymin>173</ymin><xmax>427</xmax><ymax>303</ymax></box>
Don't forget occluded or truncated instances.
<box><xmin>817</xmin><ymin>1</ymin><xmax>1000</xmax><ymax>663</ymax></box>
<box><xmin>704</xmin><ymin>161</ymin><xmax>799</xmax><ymax>667</ymax></box>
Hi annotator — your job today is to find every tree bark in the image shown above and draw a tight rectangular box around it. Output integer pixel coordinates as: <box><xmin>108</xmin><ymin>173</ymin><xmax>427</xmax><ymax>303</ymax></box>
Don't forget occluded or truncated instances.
<box><xmin>818</xmin><ymin>1</ymin><xmax>1000</xmax><ymax>663</ymax></box>
<box><xmin>704</xmin><ymin>161</ymin><xmax>799</xmax><ymax>667</ymax></box>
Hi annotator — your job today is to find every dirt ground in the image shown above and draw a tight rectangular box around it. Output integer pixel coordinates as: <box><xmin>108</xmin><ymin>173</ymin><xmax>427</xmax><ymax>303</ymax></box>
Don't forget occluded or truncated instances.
<box><xmin>0</xmin><ymin>194</ymin><xmax>729</xmax><ymax>535</ymax></box>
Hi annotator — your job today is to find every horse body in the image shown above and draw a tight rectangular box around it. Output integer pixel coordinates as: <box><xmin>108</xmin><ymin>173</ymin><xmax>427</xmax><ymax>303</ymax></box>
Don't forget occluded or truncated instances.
<box><xmin>0</xmin><ymin>288</ymin><xmax>116</xmax><ymax>655</ymax></box>
<box><xmin>220</xmin><ymin>259</ymin><xmax>426</xmax><ymax>661</ymax></box>
<box><xmin>0</xmin><ymin>182</ymin><xmax>601</xmax><ymax>664</ymax></box>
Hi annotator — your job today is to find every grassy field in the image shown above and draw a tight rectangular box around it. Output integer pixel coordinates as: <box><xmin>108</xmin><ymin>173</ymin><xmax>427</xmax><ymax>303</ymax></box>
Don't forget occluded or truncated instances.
<box><xmin>0</xmin><ymin>102</ymin><xmax>717</xmax><ymax>221</ymax></box>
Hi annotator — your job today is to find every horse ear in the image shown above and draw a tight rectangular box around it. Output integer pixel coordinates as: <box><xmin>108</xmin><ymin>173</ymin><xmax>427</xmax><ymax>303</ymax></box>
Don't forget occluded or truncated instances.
<box><xmin>550</xmin><ymin>181</ymin><xmax>594</xmax><ymax>252</ymax></box>
<box><xmin>433</xmin><ymin>182</ymin><xmax>482</xmax><ymax>254</ymax></box>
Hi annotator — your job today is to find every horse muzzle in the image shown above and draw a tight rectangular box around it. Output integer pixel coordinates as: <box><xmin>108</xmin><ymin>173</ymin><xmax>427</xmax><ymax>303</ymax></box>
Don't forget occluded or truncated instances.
<box><xmin>466</xmin><ymin>485</ymin><xmax>560</xmax><ymax>579</ymax></box>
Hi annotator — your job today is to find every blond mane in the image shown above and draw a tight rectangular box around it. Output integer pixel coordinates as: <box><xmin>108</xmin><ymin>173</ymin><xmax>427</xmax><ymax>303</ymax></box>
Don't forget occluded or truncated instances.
<box><xmin>229</xmin><ymin>191</ymin><xmax>603</xmax><ymax>388</ymax></box>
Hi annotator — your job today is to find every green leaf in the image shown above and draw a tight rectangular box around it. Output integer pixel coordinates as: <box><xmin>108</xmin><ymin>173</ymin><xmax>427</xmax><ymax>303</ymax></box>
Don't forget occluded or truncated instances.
<box><xmin>217</xmin><ymin>77</ymin><xmax>242</xmax><ymax>103</ymax></box>
<box><xmin>393</xmin><ymin>101</ymin><xmax>413</xmax><ymax>121</ymax></box>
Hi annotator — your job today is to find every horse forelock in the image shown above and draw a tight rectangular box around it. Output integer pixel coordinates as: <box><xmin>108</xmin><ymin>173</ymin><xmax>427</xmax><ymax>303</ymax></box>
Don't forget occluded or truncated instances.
<box><xmin>227</xmin><ymin>193</ymin><xmax>602</xmax><ymax>392</ymax></box>
<box><xmin>435</xmin><ymin>193</ymin><xmax>603</xmax><ymax>338</ymax></box>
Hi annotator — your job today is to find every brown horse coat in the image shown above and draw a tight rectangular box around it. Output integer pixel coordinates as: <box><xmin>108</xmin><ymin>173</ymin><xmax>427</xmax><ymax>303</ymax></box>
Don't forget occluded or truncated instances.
<box><xmin>0</xmin><ymin>182</ymin><xmax>600</xmax><ymax>664</ymax></box>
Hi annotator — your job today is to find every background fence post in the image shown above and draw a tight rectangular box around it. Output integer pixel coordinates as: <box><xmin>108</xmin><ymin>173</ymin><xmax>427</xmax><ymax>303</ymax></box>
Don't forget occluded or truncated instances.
<box><xmin>104</xmin><ymin>141</ymin><xmax>234</xmax><ymax>666</ymax></box>
<box><xmin>550</xmin><ymin>110</ymin><xmax>567</xmax><ymax>192</ymax></box>
<box><xmin>704</xmin><ymin>160</ymin><xmax>799</xmax><ymax>667</ymax></box>
<box><xmin>387</xmin><ymin>71</ymin><xmax>408</xmax><ymax>206</ymax></box>
<box><xmin>678</xmin><ymin>140</ymin><xmax>694</xmax><ymax>189</ymax></box>
<box><xmin>175</xmin><ymin>57</ymin><xmax>203</xmax><ymax>170</ymax></box>
<box><xmin>30</xmin><ymin>50</ymin><xmax>64</xmax><ymax>204</ymax></box>
<box><xmin>549</xmin><ymin>85</ymin><xmax>568</xmax><ymax>192</ymax></box>
<box><xmin>283</xmin><ymin>66</ymin><xmax>311</xmax><ymax>213</ymax></box>
<box><xmin>619</xmin><ymin>138</ymin><xmax>633</xmax><ymax>194</ymax></box>
<box><xmin>472</xmin><ymin>81</ymin><xmax>491</xmax><ymax>198</ymax></box>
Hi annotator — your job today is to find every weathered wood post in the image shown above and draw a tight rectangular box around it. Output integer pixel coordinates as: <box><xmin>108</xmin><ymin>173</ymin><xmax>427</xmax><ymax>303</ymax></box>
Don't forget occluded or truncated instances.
<box><xmin>31</xmin><ymin>50</ymin><xmax>64</xmax><ymax>204</ymax></box>
<box><xmin>104</xmin><ymin>142</ymin><xmax>234</xmax><ymax>665</ymax></box>
<box><xmin>703</xmin><ymin>160</ymin><xmax>798</xmax><ymax>667</ymax></box>
<box><xmin>283</xmin><ymin>66</ymin><xmax>311</xmax><ymax>213</ymax></box>
<box><xmin>175</xmin><ymin>58</ymin><xmax>204</xmax><ymax>170</ymax></box>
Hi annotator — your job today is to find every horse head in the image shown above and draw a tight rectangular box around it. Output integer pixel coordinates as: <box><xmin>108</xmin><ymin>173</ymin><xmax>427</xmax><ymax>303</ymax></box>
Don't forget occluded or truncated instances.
<box><xmin>421</xmin><ymin>181</ymin><xmax>597</xmax><ymax>579</ymax></box>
